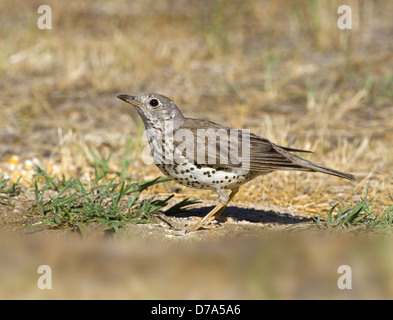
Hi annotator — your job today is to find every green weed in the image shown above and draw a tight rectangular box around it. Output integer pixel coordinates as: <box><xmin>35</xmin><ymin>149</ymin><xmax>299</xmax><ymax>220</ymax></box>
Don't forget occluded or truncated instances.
<box><xmin>314</xmin><ymin>192</ymin><xmax>393</xmax><ymax>233</ymax></box>
<box><xmin>28</xmin><ymin>167</ymin><xmax>198</xmax><ymax>234</ymax></box>
<box><xmin>0</xmin><ymin>175</ymin><xmax>22</xmax><ymax>204</ymax></box>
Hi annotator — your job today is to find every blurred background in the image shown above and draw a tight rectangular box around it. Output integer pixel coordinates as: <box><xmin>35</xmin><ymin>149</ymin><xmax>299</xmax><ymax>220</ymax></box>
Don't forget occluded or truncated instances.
<box><xmin>0</xmin><ymin>0</ymin><xmax>393</xmax><ymax>299</ymax></box>
<box><xmin>2</xmin><ymin>233</ymin><xmax>393</xmax><ymax>299</ymax></box>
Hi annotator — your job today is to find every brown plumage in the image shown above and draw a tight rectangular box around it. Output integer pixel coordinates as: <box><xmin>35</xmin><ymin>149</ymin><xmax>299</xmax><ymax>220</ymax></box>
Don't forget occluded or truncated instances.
<box><xmin>176</xmin><ymin>118</ymin><xmax>355</xmax><ymax>181</ymax></box>
<box><xmin>118</xmin><ymin>92</ymin><xmax>355</xmax><ymax>232</ymax></box>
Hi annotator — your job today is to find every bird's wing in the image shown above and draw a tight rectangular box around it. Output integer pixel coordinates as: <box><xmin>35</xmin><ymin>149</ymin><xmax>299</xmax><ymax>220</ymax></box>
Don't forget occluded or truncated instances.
<box><xmin>174</xmin><ymin>119</ymin><xmax>306</xmax><ymax>170</ymax></box>
<box><xmin>173</xmin><ymin>118</ymin><xmax>243</xmax><ymax>168</ymax></box>
<box><xmin>173</xmin><ymin>118</ymin><xmax>355</xmax><ymax>180</ymax></box>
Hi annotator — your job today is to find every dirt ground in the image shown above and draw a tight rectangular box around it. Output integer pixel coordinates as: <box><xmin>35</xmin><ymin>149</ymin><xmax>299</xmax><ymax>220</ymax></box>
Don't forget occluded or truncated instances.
<box><xmin>0</xmin><ymin>189</ymin><xmax>312</xmax><ymax>239</ymax></box>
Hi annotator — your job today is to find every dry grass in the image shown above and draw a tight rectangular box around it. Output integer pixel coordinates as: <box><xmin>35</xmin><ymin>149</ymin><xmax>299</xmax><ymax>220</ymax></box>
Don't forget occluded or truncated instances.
<box><xmin>0</xmin><ymin>0</ymin><xmax>392</xmax><ymax>220</ymax></box>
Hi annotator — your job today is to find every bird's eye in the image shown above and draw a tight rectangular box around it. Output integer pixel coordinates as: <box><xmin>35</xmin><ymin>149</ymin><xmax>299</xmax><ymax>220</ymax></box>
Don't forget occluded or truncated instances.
<box><xmin>149</xmin><ymin>99</ymin><xmax>159</xmax><ymax>107</ymax></box>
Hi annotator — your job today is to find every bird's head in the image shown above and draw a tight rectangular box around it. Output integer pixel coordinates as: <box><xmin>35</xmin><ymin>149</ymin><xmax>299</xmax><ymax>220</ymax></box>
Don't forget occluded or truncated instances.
<box><xmin>117</xmin><ymin>92</ymin><xmax>184</xmax><ymax>129</ymax></box>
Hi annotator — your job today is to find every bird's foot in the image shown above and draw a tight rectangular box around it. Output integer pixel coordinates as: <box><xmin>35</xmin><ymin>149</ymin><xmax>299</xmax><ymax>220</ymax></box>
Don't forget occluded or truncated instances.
<box><xmin>185</xmin><ymin>218</ymin><xmax>223</xmax><ymax>233</ymax></box>
<box><xmin>210</xmin><ymin>212</ymin><xmax>229</xmax><ymax>223</ymax></box>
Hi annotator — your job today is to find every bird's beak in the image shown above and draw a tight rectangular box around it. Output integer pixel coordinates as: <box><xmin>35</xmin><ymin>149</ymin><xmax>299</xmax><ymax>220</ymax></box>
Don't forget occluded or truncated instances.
<box><xmin>117</xmin><ymin>94</ymin><xmax>146</xmax><ymax>109</ymax></box>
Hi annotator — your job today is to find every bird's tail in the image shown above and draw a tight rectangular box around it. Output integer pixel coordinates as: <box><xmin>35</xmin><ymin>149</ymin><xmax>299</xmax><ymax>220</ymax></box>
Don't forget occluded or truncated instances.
<box><xmin>301</xmin><ymin>160</ymin><xmax>356</xmax><ymax>181</ymax></box>
<box><xmin>274</xmin><ymin>144</ymin><xmax>356</xmax><ymax>181</ymax></box>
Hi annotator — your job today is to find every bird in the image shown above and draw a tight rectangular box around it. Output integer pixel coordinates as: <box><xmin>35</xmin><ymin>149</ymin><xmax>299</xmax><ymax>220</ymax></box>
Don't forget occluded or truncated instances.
<box><xmin>117</xmin><ymin>92</ymin><xmax>356</xmax><ymax>232</ymax></box>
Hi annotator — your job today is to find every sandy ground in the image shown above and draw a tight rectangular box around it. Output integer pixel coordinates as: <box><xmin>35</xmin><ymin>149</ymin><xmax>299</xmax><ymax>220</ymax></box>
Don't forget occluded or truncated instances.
<box><xmin>0</xmin><ymin>190</ymin><xmax>312</xmax><ymax>240</ymax></box>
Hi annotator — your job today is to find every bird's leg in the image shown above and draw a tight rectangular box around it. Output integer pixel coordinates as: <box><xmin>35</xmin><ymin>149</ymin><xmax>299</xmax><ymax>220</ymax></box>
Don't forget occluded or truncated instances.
<box><xmin>186</xmin><ymin>203</ymin><xmax>227</xmax><ymax>232</ymax></box>
<box><xmin>187</xmin><ymin>189</ymin><xmax>238</xmax><ymax>232</ymax></box>
<box><xmin>209</xmin><ymin>189</ymin><xmax>238</xmax><ymax>222</ymax></box>
<box><xmin>213</xmin><ymin>208</ymin><xmax>229</xmax><ymax>222</ymax></box>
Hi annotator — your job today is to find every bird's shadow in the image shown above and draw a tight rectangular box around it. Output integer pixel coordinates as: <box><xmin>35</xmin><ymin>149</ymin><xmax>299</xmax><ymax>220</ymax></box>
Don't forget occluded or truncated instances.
<box><xmin>176</xmin><ymin>205</ymin><xmax>311</xmax><ymax>225</ymax></box>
